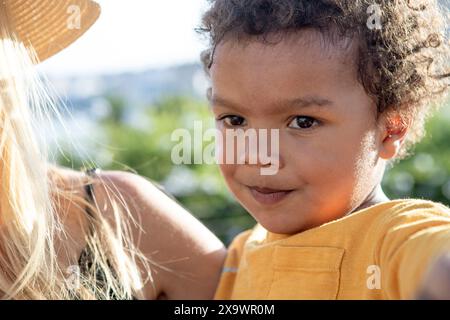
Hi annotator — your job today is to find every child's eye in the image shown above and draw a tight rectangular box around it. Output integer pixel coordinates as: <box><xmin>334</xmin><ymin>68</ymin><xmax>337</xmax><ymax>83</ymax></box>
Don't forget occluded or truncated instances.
<box><xmin>288</xmin><ymin>116</ymin><xmax>320</xmax><ymax>130</ymax></box>
<box><xmin>217</xmin><ymin>115</ymin><xmax>247</xmax><ymax>127</ymax></box>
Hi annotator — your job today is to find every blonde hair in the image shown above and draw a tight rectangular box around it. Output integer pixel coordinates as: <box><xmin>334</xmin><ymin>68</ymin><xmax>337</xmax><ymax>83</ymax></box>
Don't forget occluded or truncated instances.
<box><xmin>0</xmin><ymin>6</ymin><xmax>152</xmax><ymax>299</ymax></box>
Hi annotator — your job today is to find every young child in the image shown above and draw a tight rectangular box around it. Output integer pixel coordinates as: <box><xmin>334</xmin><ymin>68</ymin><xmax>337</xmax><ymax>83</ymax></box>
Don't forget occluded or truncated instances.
<box><xmin>198</xmin><ymin>0</ymin><xmax>450</xmax><ymax>299</ymax></box>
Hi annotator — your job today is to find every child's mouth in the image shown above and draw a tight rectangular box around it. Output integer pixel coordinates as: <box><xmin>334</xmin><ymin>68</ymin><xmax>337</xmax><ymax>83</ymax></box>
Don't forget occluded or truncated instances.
<box><xmin>248</xmin><ymin>186</ymin><xmax>294</xmax><ymax>206</ymax></box>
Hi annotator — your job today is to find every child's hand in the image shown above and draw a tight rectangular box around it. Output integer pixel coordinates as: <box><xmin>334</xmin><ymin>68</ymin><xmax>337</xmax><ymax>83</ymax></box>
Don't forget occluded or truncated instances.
<box><xmin>415</xmin><ymin>252</ymin><xmax>450</xmax><ymax>299</ymax></box>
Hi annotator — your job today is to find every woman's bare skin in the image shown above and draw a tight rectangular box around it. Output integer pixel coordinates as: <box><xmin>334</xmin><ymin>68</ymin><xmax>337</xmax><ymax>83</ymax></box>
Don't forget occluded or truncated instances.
<box><xmin>50</xmin><ymin>165</ymin><xmax>227</xmax><ymax>300</ymax></box>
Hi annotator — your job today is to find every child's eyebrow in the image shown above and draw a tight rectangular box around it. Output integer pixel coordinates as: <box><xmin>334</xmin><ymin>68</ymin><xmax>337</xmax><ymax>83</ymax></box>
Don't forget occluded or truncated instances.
<box><xmin>209</xmin><ymin>94</ymin><xmax>334</xmax><ymax>114</ymax></box>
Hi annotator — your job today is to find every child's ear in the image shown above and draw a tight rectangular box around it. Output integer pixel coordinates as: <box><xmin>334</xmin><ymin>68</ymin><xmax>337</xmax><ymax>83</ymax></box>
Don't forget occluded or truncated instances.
<box><xmin>378</xmin><ymin>114</ymin><xmax>409</xmax><ymax>160</ymax></box>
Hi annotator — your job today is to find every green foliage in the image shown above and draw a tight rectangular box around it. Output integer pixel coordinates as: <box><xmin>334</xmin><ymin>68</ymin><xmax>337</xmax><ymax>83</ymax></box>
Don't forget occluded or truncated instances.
<box><xmin>382</xmin><ymin>104</ymin><xmax>450</xmax><ymax>204</ymax></box>
<box><xmin>59</xmin><ymin>95</ymin><xmax>255</xmax><ymax>244</ymax></box>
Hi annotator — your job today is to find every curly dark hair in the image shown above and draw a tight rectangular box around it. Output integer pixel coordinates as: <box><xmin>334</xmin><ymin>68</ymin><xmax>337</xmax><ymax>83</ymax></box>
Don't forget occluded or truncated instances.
<box><xmin>198</xmin><ymin>0</ymin><xmax>449</xmax><ymax>163</ymax></box>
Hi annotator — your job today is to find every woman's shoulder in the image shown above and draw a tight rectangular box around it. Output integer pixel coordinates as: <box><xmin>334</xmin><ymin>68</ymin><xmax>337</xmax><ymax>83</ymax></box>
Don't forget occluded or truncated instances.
<box><xmin>90</xmin><ymin>169</ymin><xmax>227</xmax><ymax>299</ymax></box>
<box><xmin>50</xmin><ymin>166</ymin><xmax>227</xmax><ymax>299</ymax></box>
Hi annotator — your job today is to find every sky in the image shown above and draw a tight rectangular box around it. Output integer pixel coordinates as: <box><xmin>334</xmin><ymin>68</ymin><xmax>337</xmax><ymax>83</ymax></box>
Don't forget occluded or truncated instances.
<box><xmin>38</xmin><ymin>0</ymin><xmax>209</xmax><ymax>77</ymax></box>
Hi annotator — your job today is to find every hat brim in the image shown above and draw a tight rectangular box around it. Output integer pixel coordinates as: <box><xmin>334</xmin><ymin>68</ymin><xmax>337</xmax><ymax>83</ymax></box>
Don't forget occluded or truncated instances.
<box><xmin>6</xmin><ymin>0</ymin><xmax>100</xmax><ymax>63</ymax></box>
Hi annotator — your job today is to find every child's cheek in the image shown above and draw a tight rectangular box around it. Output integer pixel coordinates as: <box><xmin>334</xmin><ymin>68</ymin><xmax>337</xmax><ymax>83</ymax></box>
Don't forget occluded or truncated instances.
<box><xmin>218</xmin><ymin>163</ymin><xmax>234</xmax><ymax>180</ymax></box>
<box><xmin>217</xmin><ymin>163</ymin><xmax>243</xmax><ymax>200</ymax></box>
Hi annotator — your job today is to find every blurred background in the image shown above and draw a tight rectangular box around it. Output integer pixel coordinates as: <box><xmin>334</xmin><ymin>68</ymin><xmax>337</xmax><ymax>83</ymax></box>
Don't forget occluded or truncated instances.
<box><xmin>37</xmin><ymin>0</ymin><xmax>450</xmax><ymax>245</ymax></box>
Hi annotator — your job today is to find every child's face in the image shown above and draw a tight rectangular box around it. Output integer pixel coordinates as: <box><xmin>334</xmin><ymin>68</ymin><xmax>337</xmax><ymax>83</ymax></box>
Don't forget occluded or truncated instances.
<box><xmin>209</xmin><ymin>30</ymin><xmax>404</xmax><ymax>234</ymax></box>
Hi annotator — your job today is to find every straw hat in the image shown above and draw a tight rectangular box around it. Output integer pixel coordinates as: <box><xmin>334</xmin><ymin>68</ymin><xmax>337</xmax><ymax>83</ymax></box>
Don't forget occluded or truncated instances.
<box><xmin>2</xmin><ymin>0</ymin><xmax>100</xmax><ymax>62</ymax></box>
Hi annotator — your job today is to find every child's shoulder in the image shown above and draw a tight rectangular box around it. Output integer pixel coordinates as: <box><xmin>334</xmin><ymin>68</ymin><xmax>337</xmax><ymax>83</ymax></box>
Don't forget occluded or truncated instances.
<box><xmin>371</xmin><ymin>199</ymin><xmax>450</xmax><ymax>299</ymax></box>
<box><xmin>374</xmin><ymin>198</ymin><xmax>450</xmax><ymax>231</ymax></box>
<box><xmin>370</xmin><ymin>198</ymin><xmax>450</xmax><ymax>260</ymax></box>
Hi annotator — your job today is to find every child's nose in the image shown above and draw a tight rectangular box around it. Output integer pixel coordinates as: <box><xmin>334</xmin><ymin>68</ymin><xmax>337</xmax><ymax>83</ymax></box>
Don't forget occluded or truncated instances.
<box><xmin>235</xmin><ymin>131</ymin><xmax>284</xmax><ymax>171</ymax></box>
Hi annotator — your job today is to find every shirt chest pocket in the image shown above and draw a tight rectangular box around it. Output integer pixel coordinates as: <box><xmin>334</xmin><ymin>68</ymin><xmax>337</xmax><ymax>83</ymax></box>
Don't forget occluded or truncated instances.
<box><xmin>267</xmin><ymin>246</ymin><xmax>345</xmax><ymax>300</ymax></box>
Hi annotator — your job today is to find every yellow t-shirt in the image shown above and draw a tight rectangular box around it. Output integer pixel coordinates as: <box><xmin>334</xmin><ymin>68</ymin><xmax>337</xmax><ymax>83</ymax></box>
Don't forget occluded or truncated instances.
<box><xmin>214</xmin><ymin>199</ymin><xmax>450</xmax><ymax>300</ymax></box>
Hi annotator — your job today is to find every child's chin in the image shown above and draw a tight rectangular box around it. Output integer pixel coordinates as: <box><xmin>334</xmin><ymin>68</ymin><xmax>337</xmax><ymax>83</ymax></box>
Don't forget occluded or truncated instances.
<box><xmin>252</xmin><ymin>213</ymin><xmax>310</xmax><ymax>235</ymax></box>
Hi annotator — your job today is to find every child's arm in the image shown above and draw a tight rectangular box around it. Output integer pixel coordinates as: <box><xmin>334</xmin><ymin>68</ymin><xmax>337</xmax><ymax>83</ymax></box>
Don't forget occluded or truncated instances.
<box><xmin>414</xmin><ymin>252</ymin><xmax>450</xmax><ymax>299</ymax></box>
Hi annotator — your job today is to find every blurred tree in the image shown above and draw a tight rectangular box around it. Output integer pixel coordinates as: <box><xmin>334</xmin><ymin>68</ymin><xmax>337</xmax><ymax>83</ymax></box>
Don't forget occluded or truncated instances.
<box><xmin>59</xmin><ymin>94</ymin><xmax>255</xmax><ymax>244</ymax></box>
<box><xmin>382</xmin><ymin>103</ymin><xmax>450</xmax><ymax>205</ymax></box>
